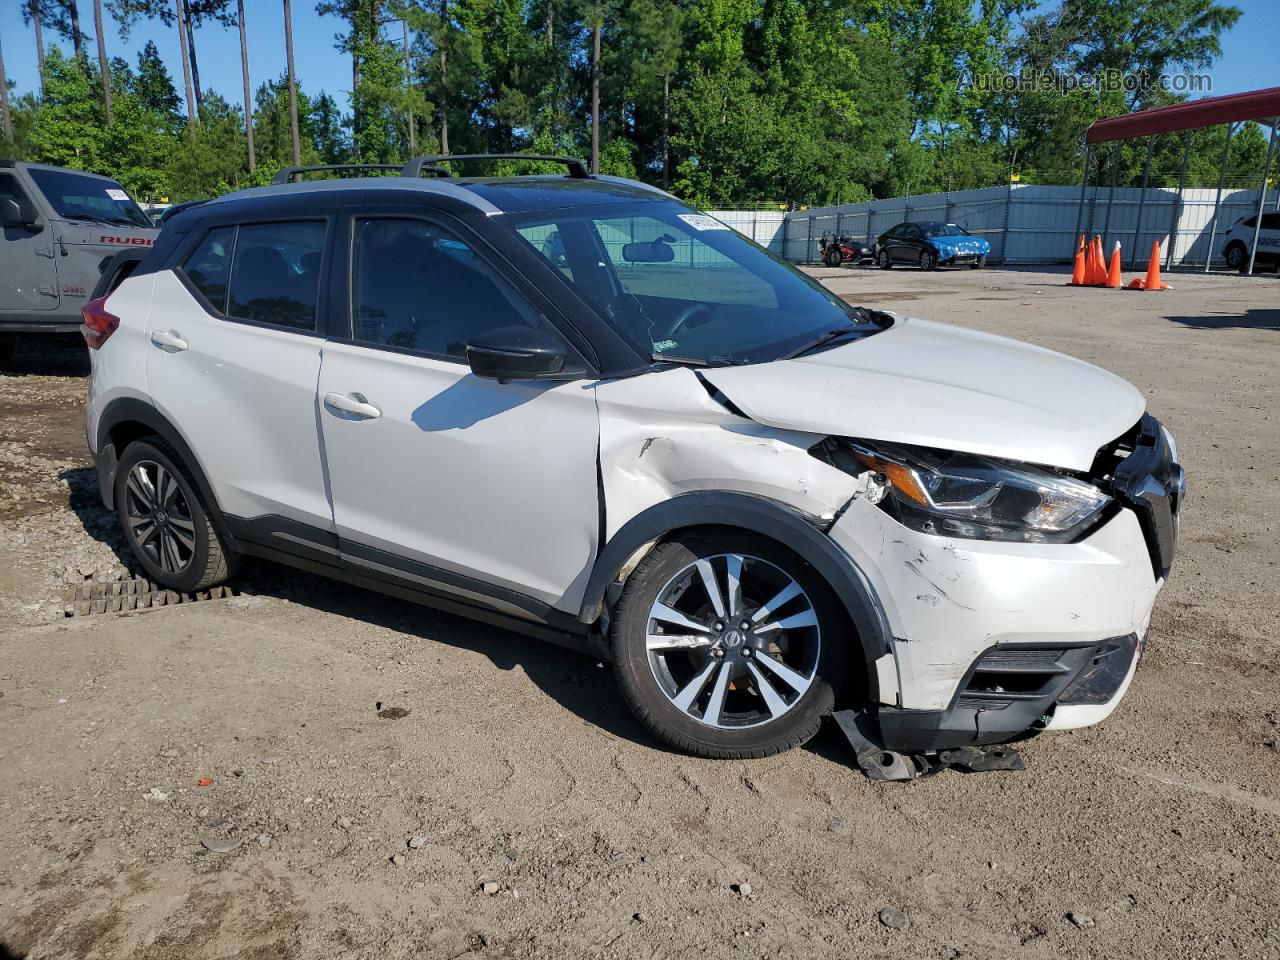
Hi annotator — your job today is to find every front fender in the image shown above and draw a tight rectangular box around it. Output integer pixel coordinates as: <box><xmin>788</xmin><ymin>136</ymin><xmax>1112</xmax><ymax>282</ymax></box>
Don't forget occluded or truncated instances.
<box><xmin>577</xmin><ymin>490</ymin><xmax>891</xmax><ymax>701</ymax></box>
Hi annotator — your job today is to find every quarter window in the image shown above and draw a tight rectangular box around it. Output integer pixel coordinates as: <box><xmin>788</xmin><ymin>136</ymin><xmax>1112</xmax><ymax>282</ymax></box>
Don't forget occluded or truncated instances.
<box><xmin>227</xmin><ymin>221</ymin><xmax>326</xmax><ymax>330</ymax></box>
<box><xmin>182</xmin><ymin>227</ymin><xmax>235</xmax><ymax>312</ymax></box>
<box><xmin>353</xmin><ymin>218</ymin><xmax>540</xmax><ymax>358</ymax></box>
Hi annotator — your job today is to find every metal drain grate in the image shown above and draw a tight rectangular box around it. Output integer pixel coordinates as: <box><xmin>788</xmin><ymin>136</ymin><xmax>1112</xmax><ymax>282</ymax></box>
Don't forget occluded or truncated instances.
<box><xmin>63</xmin><ymin>578</ymin><xmax>241</xmax><ymax>617</ymax></box>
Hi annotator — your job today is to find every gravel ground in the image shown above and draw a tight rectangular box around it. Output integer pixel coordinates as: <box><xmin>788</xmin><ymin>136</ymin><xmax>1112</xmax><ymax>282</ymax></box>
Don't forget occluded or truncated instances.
<box><xmin>0</xmin><ymin>266</ymin><xmax>1277</xmax><ymax>960</ymax></box>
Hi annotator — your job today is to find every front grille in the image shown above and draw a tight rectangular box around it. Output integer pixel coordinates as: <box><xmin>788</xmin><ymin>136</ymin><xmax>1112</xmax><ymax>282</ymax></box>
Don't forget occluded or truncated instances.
<box><xmin>1094</xmin><ymin>414</ymin><xmax>1183</xmax><ymax>579</ymax></box>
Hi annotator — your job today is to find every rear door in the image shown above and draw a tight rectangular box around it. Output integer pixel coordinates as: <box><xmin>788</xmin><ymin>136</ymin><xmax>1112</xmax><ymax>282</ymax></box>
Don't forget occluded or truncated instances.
<box><xmin>316</xmin><ymin>214</ymin><xmax>600</xmax><ymax>614</ymax></box>
<box><xmin>146</xmin><ymin>219</ymin><xmax>335</xmax><ymax>535</ymax></box>
<box><xmin>0</xmin><ymin>171</ymin><xmax>60</xmax><ymax>314</ymax></box>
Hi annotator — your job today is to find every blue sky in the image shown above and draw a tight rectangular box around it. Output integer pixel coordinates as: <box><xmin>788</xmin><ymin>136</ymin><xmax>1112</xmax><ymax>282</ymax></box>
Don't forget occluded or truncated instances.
<box><xmin>2</xmin><ymin>0</ymin><xmax>1277</xmax><ymax>112</ymax></box>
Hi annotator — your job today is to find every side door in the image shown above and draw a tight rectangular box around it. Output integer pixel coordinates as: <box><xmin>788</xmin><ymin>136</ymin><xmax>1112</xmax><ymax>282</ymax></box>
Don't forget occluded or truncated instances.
<box><xmin>882</xmin><ymin>224</ymin><xmax>907</xmax><ymax>262</ymax></box>
<box><xmin>146</xmin><ymin>219</ymin><xmax>335</xmax><ymax>535</ymax></box>
<box><xmin>1260</xmin><ymin>212</ymin><xmax>1280</xmax><ymax>261</ymax></box>
<box><xmin>0</xmin><ymin>172</ymin><xmax>60</xmax><ymax>314</ymax></box>
<box><xmin>317</xmin><ymin>215</ymin><xmax>601</xmax><ymax>615</ymax></box>
<box><xmin>901</xmin><ymin>224</ymin><xmax>926</xmax><ymax>264</ymax></box>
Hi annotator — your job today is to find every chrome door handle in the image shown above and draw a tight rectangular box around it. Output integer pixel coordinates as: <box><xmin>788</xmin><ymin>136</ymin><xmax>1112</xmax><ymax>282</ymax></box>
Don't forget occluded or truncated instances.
<box><xmin>150</xmin><ymin>330</ymin><xmax>188</xmax><ymax>352</ymax></box>
<box><xmin>323</xmin><ymin>392</ymin><xmax>382</xmax><ymax>420</ymax></box>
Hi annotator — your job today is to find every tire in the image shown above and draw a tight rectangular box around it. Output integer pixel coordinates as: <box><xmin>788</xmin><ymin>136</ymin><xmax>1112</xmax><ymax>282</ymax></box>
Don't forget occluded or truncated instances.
<box><xmin>114</xmin><ymin>438</ymin><xmax>239</xmax><ymax>592</ymax></box>
<box><xmin>824</xmin><ymin>247</ymin><xmax>842</xmax><ymax>268</ymax></box>
<box><xmin>971</xmin><ymin>254</ymin><xmax>987</xmax><ymax>269</ymax></box>
<box><xmin>611</xmin><ymin>531</ymin><xmax>850</xmax><ymax>760</ymax></box>
<box><xmin>920</xmin><ymin>248</ymin><xmax>938</xmax><ymax>271</ymax></box>
<box><xmin>877</xmin><ymin>249</ymin><xmax>893</xmax><ymax>269</ymax></box>
<box><xmin>1224</xmin><ymin>241</ymin><xmax>1248</xmax><ymax>273</ymax></box>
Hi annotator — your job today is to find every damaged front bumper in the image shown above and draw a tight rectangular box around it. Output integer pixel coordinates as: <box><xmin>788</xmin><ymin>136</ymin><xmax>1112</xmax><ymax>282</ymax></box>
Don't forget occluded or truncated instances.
<box><xmin>876</xmin><ymin>632</ymin><xmax>1143</xmax><ymax>752</ymax></box>
<box><xmin>827</xmin><ymin>500</ymin><xmax>1167</xmax><ymax>753</ymax></box>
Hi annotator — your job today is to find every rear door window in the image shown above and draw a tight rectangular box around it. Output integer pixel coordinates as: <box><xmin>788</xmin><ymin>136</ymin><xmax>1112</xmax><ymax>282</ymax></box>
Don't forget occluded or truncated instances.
<box><xmin>182</xmin><ymin>227</ymin><xmax>235</xmax><ymax>312</ymax></box>
<box><xmin>227</xmin><ymin>221</ymin><xmax>327</xmax><ymax>330</ymax></box>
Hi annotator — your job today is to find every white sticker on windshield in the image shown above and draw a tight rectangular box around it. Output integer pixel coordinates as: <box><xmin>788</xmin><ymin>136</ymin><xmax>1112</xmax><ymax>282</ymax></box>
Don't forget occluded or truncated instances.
<box><xmin>678</xmin><ymin>213</ymin><xmax>730</xmax><ymax>232</ymax></box>
<box><xmin>106</xmin><ymin>189</ymin><xmax>129</xmax><ymax>201</ymax></box>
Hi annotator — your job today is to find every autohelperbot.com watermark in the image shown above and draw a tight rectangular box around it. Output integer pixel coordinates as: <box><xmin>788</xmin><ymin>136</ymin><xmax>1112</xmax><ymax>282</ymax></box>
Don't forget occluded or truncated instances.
<box><xmin>974</xmin><ymin>69</ymin><xmax>1213</xmax><ymax>96</ymax></box>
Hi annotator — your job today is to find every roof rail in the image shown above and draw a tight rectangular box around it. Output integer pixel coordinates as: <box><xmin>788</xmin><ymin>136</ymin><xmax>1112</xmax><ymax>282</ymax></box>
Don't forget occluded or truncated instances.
<box><xmin>271</xmin><ymin>163</ymin><xmax>404</xmax><ymax>185</ymax></box>
<box><xmin>400</xmin><ymin>154</ymin><xmax>590</xmax><ymax>179</ymax></box>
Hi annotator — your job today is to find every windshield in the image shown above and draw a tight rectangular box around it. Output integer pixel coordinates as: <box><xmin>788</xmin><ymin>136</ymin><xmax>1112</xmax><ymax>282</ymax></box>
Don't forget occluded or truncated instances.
<box><xmin>921</xmin><ymin>223</ymin><xmax>967</xmax><ymax>237</ymax></box>
<box><xmin>26</xmin><ymin>168</ymin><xmax>153</xmax><ymax>227</ymax></box>
<box><xmin>510</xmin><ymin>202</ymin><xmax>883</xmax><ymax>365</ymax></box>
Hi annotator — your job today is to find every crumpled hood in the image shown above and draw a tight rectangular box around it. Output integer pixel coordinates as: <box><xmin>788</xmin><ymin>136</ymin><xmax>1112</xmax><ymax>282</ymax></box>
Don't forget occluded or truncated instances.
<box><xmin>701</xmin><ymin>316</ymin><xmax>1145</xmax><ymax>471</ymax></box>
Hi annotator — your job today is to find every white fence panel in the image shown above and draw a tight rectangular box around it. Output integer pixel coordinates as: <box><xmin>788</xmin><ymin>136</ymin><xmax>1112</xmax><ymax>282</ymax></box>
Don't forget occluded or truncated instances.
<box><xmin>713</xmin><ymin>184</ymin><xmax>1277</xmax><ymax>267</ymax></box>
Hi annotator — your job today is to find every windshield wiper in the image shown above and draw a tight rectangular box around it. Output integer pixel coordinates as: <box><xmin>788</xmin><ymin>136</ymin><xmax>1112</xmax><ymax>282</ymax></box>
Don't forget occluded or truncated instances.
<box><xmin>650</xmin><ymin>352</ymin><xmax>745</xmax><ymax>368</ymax></box>
<box><xmin>781</xmin><ymin>325</ymin><xmax>866</xmax><ymax>360</ymax></box>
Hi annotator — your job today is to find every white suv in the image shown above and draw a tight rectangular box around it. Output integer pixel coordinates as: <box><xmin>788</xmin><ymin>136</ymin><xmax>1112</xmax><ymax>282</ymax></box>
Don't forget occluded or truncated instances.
<box><xmin>1221</xmin><ymin>212</ymin><xmax>1280</xmax><ymax>272</ymax></box>
<box><xmin>82</xmin><ymin>156</ymin><xmax>1184</xmax><ymax>760</ymax></box>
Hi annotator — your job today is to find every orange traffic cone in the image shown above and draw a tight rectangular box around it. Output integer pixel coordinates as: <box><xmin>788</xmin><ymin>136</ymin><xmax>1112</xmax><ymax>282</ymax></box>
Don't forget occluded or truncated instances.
<box><xmin>1071</xmin><ymin>235</ymin><xmax>1086</xmax><ymax>285</ymax></box>
<box><xmin>1090</xmin><ymin>235</ymin><xmax>1105</xmax><ymax>285</ymax></box>
<box><xmin>1142</xmin><ymin>240</ymin><xmax>1167</xmax><ymax>291</ymax></box>
<box><xmin>1083</xmin><ymin>236</ymin><xmax>1096</xmax><ymax>285</ymax></box>
<box><xmin>1106</xmin><ymin>241</ymin><xmax>1122</xmax><ymax>288</ymax></box>
<box><xmin>1127</xmin><ymin>277</ymin><xmax>1146</xmax><ymax>290</ymax></box>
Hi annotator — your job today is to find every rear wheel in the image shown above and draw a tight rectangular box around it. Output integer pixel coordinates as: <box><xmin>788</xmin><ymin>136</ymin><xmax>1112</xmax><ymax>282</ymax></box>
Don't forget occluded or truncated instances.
<box><xmin>611</xmin><ymin>531</ymin><xmax>848</xmax><ymax>759</ymax></box>
<box><xmin>920</xmin><ymin>248</ymin><xmax>938</xmax><ymax>271</ymax></box>
<box><xmin>824</xmin><ymin>246</ymin><xmax>842</xmax><ymax>268</ymax></box>
<box><xmin>115</xmin><ymin>438</ymin><xmax>239</xmax><ymax>592</ymax></box>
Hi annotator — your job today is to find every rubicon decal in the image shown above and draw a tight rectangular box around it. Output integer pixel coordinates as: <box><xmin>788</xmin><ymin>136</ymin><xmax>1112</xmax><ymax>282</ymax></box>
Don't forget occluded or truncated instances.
<box><xmin>100</xmin><ymin>235</ymin><xmax>154</xmax><ymax>246</ymax></box>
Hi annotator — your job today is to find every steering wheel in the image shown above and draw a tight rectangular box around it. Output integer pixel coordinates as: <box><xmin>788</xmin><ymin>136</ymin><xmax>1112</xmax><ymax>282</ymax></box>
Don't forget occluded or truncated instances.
<box><xmin>655</xmin><ymin>302</ymin><xmax>715</xmax><ymax>341</ymax></box>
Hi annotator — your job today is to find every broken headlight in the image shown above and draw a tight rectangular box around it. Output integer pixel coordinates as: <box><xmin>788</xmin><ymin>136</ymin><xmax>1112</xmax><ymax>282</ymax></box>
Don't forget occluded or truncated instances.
<box><xmin>833</xmin><ymin>441</ymin><xmax>1111</xmax><ymax>543</ymax></box>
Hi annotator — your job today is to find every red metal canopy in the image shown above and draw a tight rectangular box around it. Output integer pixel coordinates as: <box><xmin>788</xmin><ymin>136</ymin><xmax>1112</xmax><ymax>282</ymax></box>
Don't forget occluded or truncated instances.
<box><xmin>1086</xmin><ymin>86</ymin><xmax>1280</xmax><ymax>144</ymax></box>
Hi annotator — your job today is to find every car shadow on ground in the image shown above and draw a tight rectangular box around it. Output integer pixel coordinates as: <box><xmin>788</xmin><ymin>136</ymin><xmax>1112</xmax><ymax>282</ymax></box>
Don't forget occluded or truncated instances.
<box><xmin>1165</xmin><ymin>308</ymin><xmax>1280</xmax><ymax>331</ymax></box>
<box><xmin>0</xmin><ymin>336</ymin><xmax>90</xmax><ymax>377</ymax></box>
<box><xmin>58</xmin><ymin>464</ymin><xmax>859</xmax><ymax>766</ymax></box>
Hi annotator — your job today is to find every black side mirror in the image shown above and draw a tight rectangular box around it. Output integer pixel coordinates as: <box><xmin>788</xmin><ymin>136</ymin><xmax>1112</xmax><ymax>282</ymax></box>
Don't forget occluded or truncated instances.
<box><xmin>0</xmin><ymin>197</ymin><xmax>41</xmax><ymax>230</ymax></box>
<box><xmin>466</xmin><ymin>325</ymin><xmax>576</xmax><ymax>384</ymax></box>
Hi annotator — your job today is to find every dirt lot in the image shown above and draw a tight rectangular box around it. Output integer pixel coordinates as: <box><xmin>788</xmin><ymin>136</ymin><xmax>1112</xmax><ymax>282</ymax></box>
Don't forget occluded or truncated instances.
<box><xmin>1</xmin><ymin>266</ymin><xmax>1277</xmax><ymax>960</ymax></box>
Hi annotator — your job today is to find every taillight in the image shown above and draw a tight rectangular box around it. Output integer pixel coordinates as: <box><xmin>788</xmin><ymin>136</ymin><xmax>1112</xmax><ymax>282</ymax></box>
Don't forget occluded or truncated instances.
<box><xmin>81</xmin><ymin>297</ymin><xmax>121</xmax><ymax>350</ymax></box>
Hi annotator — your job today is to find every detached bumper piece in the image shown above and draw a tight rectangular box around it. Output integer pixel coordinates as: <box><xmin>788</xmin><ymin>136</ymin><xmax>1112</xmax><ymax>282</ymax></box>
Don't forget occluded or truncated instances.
<box><xmin>833</xmin><ymin>710</ymin><xmax>1025</xmax><ymax>782</ymax></box>
<box><xmin>839</xmin><ymin>635</ymin><xmax>1140</xmax><ymax>780</ymax></box>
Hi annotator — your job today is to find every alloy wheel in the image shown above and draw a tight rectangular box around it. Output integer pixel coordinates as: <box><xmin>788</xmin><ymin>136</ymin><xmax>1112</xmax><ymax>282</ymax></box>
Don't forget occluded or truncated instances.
<box><xmin>124</xmin><ymin>460</ymin><xmax>197</xmax><ymax>575</ymax></box>
<box><xmin>645</xmin><ymin>553</ymin><xmax>821</xmax><ymax>729</ymax></box>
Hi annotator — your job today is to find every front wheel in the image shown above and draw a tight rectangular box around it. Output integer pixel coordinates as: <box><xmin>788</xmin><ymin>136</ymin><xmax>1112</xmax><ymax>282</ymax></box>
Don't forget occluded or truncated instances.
<box><xmin>1224</xmin><ymin>241</ymin><xmax>1248</xmax><ymax>273</ymax></box>
<box><xmin>877</xmin><ymin>249</ymin><xmax>893</xmax><ymax>269</ymax></box>
<box><xmin>611</xmin><ymin>532</ymin><xmax>848</xmax><ymax>759</ymax></box>
<box><xmin>824</xmin><ymin>246</ymin><xmax>842</xmax><ymax>268</ymax></box>
<box><xmin>115</xmin><ymin>438</ymin><xmax>239</xmax><ymax>592</ymax></box>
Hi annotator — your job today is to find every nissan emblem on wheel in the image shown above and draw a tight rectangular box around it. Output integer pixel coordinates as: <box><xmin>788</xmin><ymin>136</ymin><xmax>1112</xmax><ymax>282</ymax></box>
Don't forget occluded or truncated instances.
<box><xmin>82</xmin><ymin>155</ymin><xmax>1182</xmax><ymax>769</ymax></box>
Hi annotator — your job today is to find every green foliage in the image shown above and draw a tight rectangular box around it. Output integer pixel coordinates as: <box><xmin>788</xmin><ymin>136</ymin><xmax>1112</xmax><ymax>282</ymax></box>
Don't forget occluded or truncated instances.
<box><xmin>11</xmin><ymin>0</ymin><xmax>1256</xmax><ymax>205</ymax></box>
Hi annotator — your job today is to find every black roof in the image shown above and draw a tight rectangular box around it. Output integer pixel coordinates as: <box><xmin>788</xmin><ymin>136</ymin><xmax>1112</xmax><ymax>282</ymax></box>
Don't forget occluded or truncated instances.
<box><xmin>454</xmin><ymin>176</ymin><xmax>670</xmax><ymax>214</ymax></box>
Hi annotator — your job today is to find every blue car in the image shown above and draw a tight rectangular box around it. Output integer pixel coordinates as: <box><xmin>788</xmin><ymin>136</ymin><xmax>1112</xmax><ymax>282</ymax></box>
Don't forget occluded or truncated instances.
<box><xmin>874</xmin><ymin>221</ymin><xmax>990</xmax><ymax>270</ymax></box>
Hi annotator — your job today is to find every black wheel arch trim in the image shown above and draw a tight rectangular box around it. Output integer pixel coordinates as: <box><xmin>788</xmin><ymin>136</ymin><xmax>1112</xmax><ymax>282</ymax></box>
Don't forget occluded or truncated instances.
<box><xmin>578</xmin><ymin>491</ymin><xmax>890</xmax><ymax>700</ymax></box>
<box><xmin>94</xmin><ymin>397</ymin><xmax>232</xmax><ymax>542</ymax></box>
